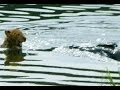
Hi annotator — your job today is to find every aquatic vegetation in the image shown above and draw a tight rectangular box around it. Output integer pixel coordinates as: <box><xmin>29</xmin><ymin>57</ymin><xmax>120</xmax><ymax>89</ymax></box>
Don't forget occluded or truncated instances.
<box><xmin>106</xmin><ymin>69</ymin><xmax>120</xmax><ymax>86</ymax></box>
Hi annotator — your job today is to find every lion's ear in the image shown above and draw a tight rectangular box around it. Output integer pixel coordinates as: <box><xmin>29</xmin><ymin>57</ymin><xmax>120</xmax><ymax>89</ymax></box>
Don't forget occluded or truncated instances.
<box><xmin>5</xmin><ymin>30</ymin><xmax>11</xmax><ymax>36</ymax></box>
<box><xmin>15</xmin><ymin>28</ymin><xmax>20</xmax><ymax>30</ymax></box>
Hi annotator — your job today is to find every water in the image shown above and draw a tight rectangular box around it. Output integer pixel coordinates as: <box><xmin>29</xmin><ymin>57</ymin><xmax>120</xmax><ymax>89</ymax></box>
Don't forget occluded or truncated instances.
<box><xmin>0</xmin><ymin>4</ymin><xmax>120</xmax><ymax>86</ymax></box>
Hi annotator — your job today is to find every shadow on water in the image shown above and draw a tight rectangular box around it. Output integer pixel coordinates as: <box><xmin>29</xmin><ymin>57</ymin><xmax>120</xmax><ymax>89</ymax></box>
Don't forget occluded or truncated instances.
<box><xmin>3</xmin><ymin>49</ymin><xmax>26</xmax><ymax>66</ymax></box>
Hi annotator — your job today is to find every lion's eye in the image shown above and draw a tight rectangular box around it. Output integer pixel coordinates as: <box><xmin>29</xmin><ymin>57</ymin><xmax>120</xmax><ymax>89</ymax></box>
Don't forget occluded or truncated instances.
<box><xmin>17</xmin><ymin>34</ymin><xmax>20</xmax><ymax>36</ymax></box>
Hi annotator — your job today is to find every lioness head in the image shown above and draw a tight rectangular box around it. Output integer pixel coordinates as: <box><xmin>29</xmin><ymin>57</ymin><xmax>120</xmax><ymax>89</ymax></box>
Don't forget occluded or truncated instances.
<box><xmin>5</xmin><ymin>28</ymin><xmax>26</xmax><ymax>48</ymax></box>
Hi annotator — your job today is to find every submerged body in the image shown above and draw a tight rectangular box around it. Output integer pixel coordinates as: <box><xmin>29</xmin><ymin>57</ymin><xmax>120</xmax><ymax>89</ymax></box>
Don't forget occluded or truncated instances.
<box><xmin>4</xmin><ymin>49</ymin><xmax>26</xmax><ymax>66</ymax></box>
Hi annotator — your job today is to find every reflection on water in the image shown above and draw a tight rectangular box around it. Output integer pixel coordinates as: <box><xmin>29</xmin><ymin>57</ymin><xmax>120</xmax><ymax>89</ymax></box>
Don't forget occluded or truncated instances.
<box><xmin>4</xmin><ymin>49</ymin><xmax>26</xmax><ymax>66</ymax></box>
<box><xmin>0</xmin><ymin>4</ymin><xmax>120</xmax><ymax>86</ymax></box>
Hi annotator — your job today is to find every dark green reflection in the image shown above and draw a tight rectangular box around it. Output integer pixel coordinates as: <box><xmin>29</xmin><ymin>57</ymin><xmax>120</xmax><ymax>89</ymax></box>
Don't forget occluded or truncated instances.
<box><xmin>4</xmin><ymin>49</ymin><xmax>26</xmax><ymax>66</ymax></box>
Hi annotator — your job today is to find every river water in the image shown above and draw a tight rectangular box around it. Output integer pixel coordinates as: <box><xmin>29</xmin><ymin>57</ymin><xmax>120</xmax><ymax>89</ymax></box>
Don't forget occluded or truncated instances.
<box><xmin>0</xmin><ymin>4</ymin><xmax>120</xmax><ymax>86</ymax></box>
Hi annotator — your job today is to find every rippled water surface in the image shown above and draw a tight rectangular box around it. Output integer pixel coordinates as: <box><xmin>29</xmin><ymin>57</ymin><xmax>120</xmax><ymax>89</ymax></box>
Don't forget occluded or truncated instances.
<box><xmin>0</xmin><ymin>4</ymin><xmax>120</xmax><ymax>86</ymax></box>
